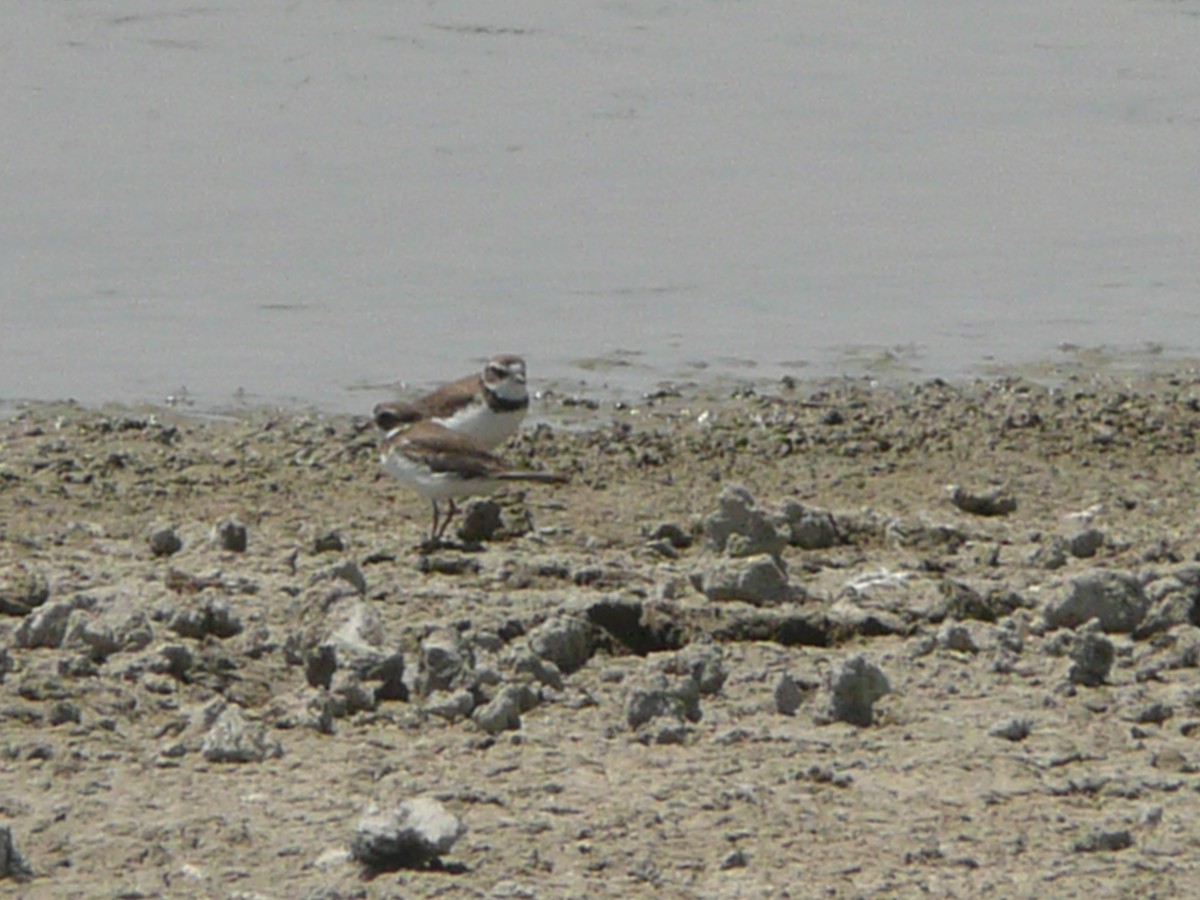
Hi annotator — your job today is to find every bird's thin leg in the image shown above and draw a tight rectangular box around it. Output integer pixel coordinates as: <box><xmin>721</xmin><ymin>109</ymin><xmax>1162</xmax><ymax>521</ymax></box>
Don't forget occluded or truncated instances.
<box><xmin>429</xmin><ymin>501</ymin><xmax>441</xmax><ymax>544</ymax></box>
<box><xmin>436</xmin><ymin>500</ymin><xmax>459</xmax><ymax>541</ymax></box>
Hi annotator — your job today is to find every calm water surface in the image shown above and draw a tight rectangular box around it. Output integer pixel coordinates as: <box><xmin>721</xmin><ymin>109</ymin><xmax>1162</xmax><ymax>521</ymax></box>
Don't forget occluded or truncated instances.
<box><xmin>4</xmin><ymin>0</ymin><xmax>1200</xmax><ymax>412</ymax></box>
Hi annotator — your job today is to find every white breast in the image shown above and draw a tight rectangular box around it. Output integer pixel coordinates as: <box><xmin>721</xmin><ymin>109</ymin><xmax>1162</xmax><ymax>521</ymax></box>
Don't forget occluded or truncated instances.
<box><xmin>436</xmin><ymin>404</ymin><xmax>525</xmax><ymax>450</ymax></box>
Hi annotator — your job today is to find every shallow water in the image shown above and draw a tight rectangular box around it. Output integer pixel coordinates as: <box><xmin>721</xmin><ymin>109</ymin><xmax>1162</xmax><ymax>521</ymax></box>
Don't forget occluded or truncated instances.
<box><xmin>4</xmin><ymin>0</ymin><xmax>1200</xmax><ymax>412</ymax></box>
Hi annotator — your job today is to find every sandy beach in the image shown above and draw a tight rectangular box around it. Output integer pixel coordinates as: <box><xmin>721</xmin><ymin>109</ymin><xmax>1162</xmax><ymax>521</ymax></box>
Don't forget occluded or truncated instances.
<box><xmin>3</xmin><ymin>369</ymin><xmax>1200</xmax><ymax>897</ymax></box>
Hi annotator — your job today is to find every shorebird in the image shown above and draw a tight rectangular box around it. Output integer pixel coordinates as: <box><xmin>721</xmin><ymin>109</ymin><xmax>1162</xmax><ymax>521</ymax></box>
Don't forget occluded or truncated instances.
<box><xmin>373</xmin><ymin>354</ymin><xmax>528</xmax><ymax>451</ymax></box>
<box><xmin>378</xmin><ymin>418</ymin><xmax>566</xmax><ymax>546</ymax></box>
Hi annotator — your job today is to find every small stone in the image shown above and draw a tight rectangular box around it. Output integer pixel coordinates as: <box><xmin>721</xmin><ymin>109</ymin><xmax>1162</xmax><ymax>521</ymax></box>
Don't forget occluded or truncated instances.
<box><xmin>937</xmin><ymin>622</ymin><xmax>978</xmax><ymax>653</ymax></box>
<box><xmin>215</xmin><ymin>517</ymin><xmax>249</xmax><ymax>553</ymax></box>
<box><xmin>417</xmin><ymin>628</ymin><xmax>472</xmax><ymax>697</ymax></box>
<box><xmin>201</xmin><ymin>706</ymin><xmax>283</xmax><ymax>763</ymax></box>
<box><xmin>472</xmin><ymin>686</ymin><xmax>525</xmax><ymax>734</ymax></box>
<box><xmin>695</xmin><ymin>554</ymin><xmax>790</xmax><ymax>605</ymax></box>
<box><xmin>774</xmin><ymin>673</ymin><xmax>804</xmax><ymax>716</ymax></box>
<box><xmin>0</xmin><ymin>824</ymin><xmax>34</xmax><ymax>882</ymax></box>
<box><xmin>13</xmin><ymin>595</ymin><xmax>98</xmax><ymax>649</ymax></box>
<box><xmin>823</xmin><ymin>655</ymin><xmax>889</xmax><ymax>727</ymax></box>
<box><xmin>148</xmin><ymin>526</ymin><xmax>183</xmax><ymax>558</ymax></box>
<box><xmin>456</xmin><ymin>499</ymin><xmax>503</xmax><ymax>543</ymax></box>
<box><xmin>988</xmin><ymin>717</ymin><xmax>1032</xmax><ymax>742</ymax></box>
<box><xmin>648</xmin><ymin>522</ymin><xmax>692</xmax><ymax>549</ymax></box>
<box><xmin>169</xmin><ymin>596</ymin><xmax>244</xmax><ymax>640</ymax></box>
<box><xmin>1068</xmin><ymin>631</ymin><xmax>1114</xmax><ymax>687</ymax></box>
<box><xmin>778</xmin><ymin>502</ymin><xmax>839</xmax><ymax>550</ymax></box>
<box><xmin>0</xmin><ymin>563</ymin><xmax>51</xmax><ymax>616</ymax></box>
<box><xmin>528</xmin><ymin>615</ymin><xmax>595</xmax><ymax>674</ymax></box>
<box><xmin>330</xmin><ymin>561</ymin><xmax>367</xmax><ymax>596</ymax></box>
<box><xmin>313</xmin><ymin>530</ymin><xmax>347</xmax><ymax>554</ymax></box>
<box><xmin>1073</xmin><ymin>829</ymin><xmax>1133</xmax><ymax>853</ymax></box>
<box><xmin>949</xmin><ymin>486</ymin><xmax>1016</xmax><ymax>517</ymax></box>
<box><xmin>719</xmin><ymin>849</ymin><xmax>749</xmax><ymax>870</ymax></box>
<box><xmin>703</xmin><ymin>485</ymin><xmax>786</xmax><ymax>558</ymax></box>
<box><xmin>1044</xmin><ymin>570</ymin><xmax>1148</xmax><ymax>634</ymax></box>
<box><xmin>423</xmin><ymin>689</ymin><xmax>477</xmax><ymax>722</ymax></box>
<box><xmin>1068</xmin><ymin>528</ymin><xmax>1104</xmax><ymax>559</ymax></box>
<box><xmin>625</xmin><ymin>674</ymin><xmax>701</xmax><ymax>731</ymax></box>
<box><xmin>48</xmin><ymin>701</ymin><xmax>82</xmax><ymax>727</ymax></box>
<box><xmin>350</xmin><ymin>798</ymin><xmax>466</xmax><ymax>869</ymax></box>
<box><xmin>664</xmin><ymin>643</ymin><xmax>727</xmax><ymax>696</ymax></box>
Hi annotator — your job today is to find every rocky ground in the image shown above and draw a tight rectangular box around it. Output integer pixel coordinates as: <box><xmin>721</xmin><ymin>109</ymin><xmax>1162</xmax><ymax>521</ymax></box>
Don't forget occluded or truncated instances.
<box><xmin>4</xmin><ymin>369</ymin><xmax>1200</xmax><ymax>898</ymax></box>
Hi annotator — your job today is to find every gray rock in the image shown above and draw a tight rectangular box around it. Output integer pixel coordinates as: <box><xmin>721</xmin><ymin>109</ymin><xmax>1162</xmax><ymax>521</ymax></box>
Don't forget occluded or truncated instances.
<box><xmin>456</xmin><ymin>499</ymin><xmax>503</xmax><ymax>543</ymax></box>
<box><xmin>1068</xmin><ymin>630</ymin><xmax>1115</xmax><ymax>687</ymax></box>
<box><xmin>472</xmin><ymin>685</ymin><xmax>528</xmax><ymax>734</ymax></box>
<box><xmin>148</xmin><ymin>525</ymin><xmax>183</xmax><ymax>557</ymax></box>
<box><xmin>988</xmin><ymin>717</ymin><xmax>1032</xmax><ymax>742</ymax></box>
<box><xmin>313</xmin><ymin>603</ymin><xmax>406</xmax><ymax>702</ymax></box>
<box><xmin>774</xmin><ymin>672</ymin><xmax>804</xmax><ymax>716</ymax></box>
<box><xmin>1135</xmin><ymin>575</ymin><xmax>1200</xmax><ymax>638</ymax></box>
<box><xmin>201</xmin><ymin>705</ymin><xmax>283</xmax><ymax>763</ymax></box>
<box><xmin>885</xmin><ymin>519</ymin><xmax>968</xmax><ymax>552</ymax></box>
<box><xmin>62</xmin><ymin>610</ymin><xmax>120</xmax><ymax>662</ymax></box>
<box><xmin>157</xmin><ymin>643</ymin><xmax>195</xmax><ymax>680</ymax></box>
<box><xmin>664</xmin><ymin>643</ymin><xmax>727</xmax><ymax>696</ymax></box>
<box><xmin>937</xmin><ymin>622</ymin><xmax>978</xmax><ymax>654</ymax></box>
<box><xmin>423</xmin><ymin>689</ymin><xmax>477</xmax><ymax>722</ymax></box>
<box><xmin>0</xmin><ymin>563</ymin><xmax>50</xmax><ymax>616</ymax></box>
<box><xmin>778</xmin><ymin>502</ymin><xmax>839</xmax><ymax>550</ymax></box>
<box><xmin>703</xmin><ymin>485</ymin><xmax>786</xmax><ymax>558</ymax></box>
<box><xmin>1030</xmin><ymin>536</ymin><xmax>1069</xmax><ymax>570</ymax></box>
<box><xmin>1073</xmin><ymin>828</ymin><xmax>1133</xmax><ymax>853</ymax></box>
<box><xmin>511</xmin><ymin>652</ymin><xmax>564</xmax><ymax>690</ymax></box>
<box><xmin>13</xmin><ymin>594</ymin><xmax>97</xmax><ymax>649</ymax></box>
<box><xmin>417</xmin><ymin>627</ymin><xmax>471</xmax><ymax>697</ymax></box>
<box><xmin>329</xmin><ymin>561</ymin><xmax>367</xmax><ymax>596</ymax></box>
<box><xmin>215</xmin><ymin>517</ymin><xmax>249</xmax><ymax>553</ymax></box>
<box><xmin>0</xmin><ymin>824</ymin><xmax>34</xmax><ymax>882</ymax></box>
<box><xmin>695</xmin><ymin>554</ymin><xmax>790</xmax><ymax>605</ymax></box>
<box><xmin>330</xmin><ymin>671</ymin><xmax>378</xmax><ymax>716</ymax></box>
<box><xmin>313</xmin><ymin>530</ymin><xmax>347</xmax><ymax>554</ymax></box>
<box><xmin>950</xmin><ymin>485</ymin><xmax>1017</xmax><ymax>517</ymax></box>
<box><xmin>625</xmin><ymin>674</ymin><xmax>702</xmax><ymax>730</ymax></box>
<box><xmin>527</xmin><ymin>614</ymin><xmax>595</xmax><ymax>674</ymax></box>
<box><xmin>1044</xmin><ymin>571</ymin><xmax>1147</xmax><ymax>634</ymax></box>
<box><xmin>169</xmin><ymin>596</ymin><xmax>244</xmax><ymax>640</ymax></box>
<box><xmin>350</xmin><ymin>798</ymin><xmax>466</xmax><ymax>869</ymax></box>
<box><xmin>1068</xmin><ymin>528</ymin><xmax>1104</xmax><ymax>559</ymax></box>
<box><xmin>823</xmin><ymin>655</ymin><xmax>889</xmax><ymax>727</ymax></box>
<box><xmin>0</xmin><ymin>647</ymin><xmax>11</xmax><ymax>683</ymax></box>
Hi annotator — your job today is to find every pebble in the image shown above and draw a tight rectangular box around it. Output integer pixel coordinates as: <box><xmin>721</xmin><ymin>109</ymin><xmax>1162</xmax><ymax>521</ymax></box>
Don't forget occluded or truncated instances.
<box><xmin>14</xmin><ymin>595</ymin><xmax>98</xmax><ymax>649</ymax></box>
<box><xmin>0</xmin><ymin>824</ymin><xmax>34</xmax><ymax>882</ymax></box>
<box><xmin>774</xmin><ymin>672</ymin><xmax>804</xmax><ymax>716</ymax></box>
<box><xmin>214</xmin><ymin>517</ymin><xmax>249</xmax><ymax>553</ymax></box>
<box><xmin>312</xmin><ymin>530</ymin><xmax>346</xmax><ymax>554</ymax></box>
<box><xmin>168</xmin><ymin>596</ymin><xmax>244</xmax><ymax>640</ymax></box>
<box><xmin>473</xmin><ymin>685</ymin><xmax>526</xmax><ymax>734</ymax></box>
<box><xmin>456</xmin><ymin>499</ymin><xmax>503</xmax><ymax>543</ymax></box>
<box><xmin>1068</xmin><ymin>528</ymin><xmax>1104</xmax><ymax>559</ymax></box>
<box><xmin>625</xmin><ymin>674</ymin><xmax>701</xmax><ymax>731</ymax></box>
<box><xmin>0</xmin><ymin>563</ymin><xmax>51</xmax><ymax>616</ymax></box>
<box><xmin>663</xmin><ymin>643</ymin><xmax>728</xmax><ymax>696</ymax></box>
<box><xmin>350</xmin><ymin>798</ymin><xmax>466</xmax><ymax>869</ymax></box>
<box><xmin>527</xmin><ymin>614</ymin><xmax>595</xmax><ymax>675</ymax></box>
<box><xmin>201</xmin><ymin>705</ymin><xmax>283</xmax><ymax>763</ymax></box>
<box><xmin>1044</xmin><ymin>570</ymin><xmax>1148</xmax><ymax>634</ymax></box>
<box><xmin>1073</xmin><ymin>828</ymin><xmax>1133</xmax><ymax>853</ymax></box>
<box><xmin>695</xmin><ymin>554</ymin><xmax>790</xmax><ymax>606</ymax></box>
<box><xmin>148</xmin><ymin>525</ymin><xmax>183</xmax><ymax>557</ymax></box>
<box><xmin>417</xmin><ymin>628</ymin><xmax>472</xmax><ymax>697</ymax></box>
<box><xmin>823</xmin><ymin>655</ymin><xmax>889</xmax><ymax>727</ymax></box>
<box><xmin>778</xmin><ymin>502</ymin><xmax>839</xmax><ymax>550</ymax></box>
<box><xmin>703</xmin><ymin>485</ymin><xmax>787</xmax><ymax>558</ymax></box>
<box><xmin>988</xmin><ymin>717</ymin><xmax>1032</xmax><ymax>742</ymax></box>
<box><xmin>1068</xmin><ymin>630</ymin><xmax>1115</xmax><ymax>687</ymax></box>
<box><xmin>949</xmin><ymin>485</ymin><xmax>1017</xmax><ymax>517</ymax></box>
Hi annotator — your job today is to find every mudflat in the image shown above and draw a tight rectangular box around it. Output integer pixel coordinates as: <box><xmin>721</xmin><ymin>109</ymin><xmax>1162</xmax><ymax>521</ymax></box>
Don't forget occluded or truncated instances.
<box><xmin>3</xmin><ymin>370</ymin><xmax>1200</xmax><ymax>897</ymax></box>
